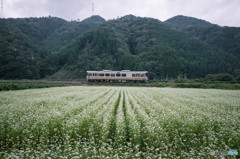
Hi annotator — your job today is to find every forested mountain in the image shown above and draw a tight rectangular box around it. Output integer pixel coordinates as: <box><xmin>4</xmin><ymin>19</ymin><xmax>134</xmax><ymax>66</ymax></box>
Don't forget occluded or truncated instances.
<box><xmin>165</xmin><ymin>15</ymin><xmax>240</xmax><ymax>62</ymax></box>
<box><xmin>0</xmin><ymin>16</ymin><xmax>106</xmax><ymax>79</ymax></box>
<box><xmin>0</xmin><ymin>15</ymin><xmax>239</xmax><ymax>80</ymax></box>
<box><xmin>45</xmin><ymin>15</ymin><xmax>237</xmax><ymax>80</ymax></box>
<box><xmin>43</xmin><ymin>16</ymin><xmax>106</xmax><ymax>52</ymax></box>
<box><xmin>165</xmin><ymin>15</ymin><xmax>213</xmax><ymax>29</ymax></box>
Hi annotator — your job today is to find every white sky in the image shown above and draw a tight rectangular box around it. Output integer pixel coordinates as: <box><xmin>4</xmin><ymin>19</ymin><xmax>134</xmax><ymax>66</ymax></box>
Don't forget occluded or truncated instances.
<box><xmin>1</xmin><ymin>0</ymin><xmax>240</xmax><ymax>26</ymax></box>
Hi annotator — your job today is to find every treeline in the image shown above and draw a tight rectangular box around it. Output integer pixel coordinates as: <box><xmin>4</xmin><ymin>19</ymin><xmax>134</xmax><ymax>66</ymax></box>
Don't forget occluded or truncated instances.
<box><xmin>0</xmin><ymin>81</ymin><xmax>72</xmax><ymax>91</ymax></box>
<box><xmin>205</xmin><ymin>73</ymin><xmax>239</xmax><ymax>83</ymax></box>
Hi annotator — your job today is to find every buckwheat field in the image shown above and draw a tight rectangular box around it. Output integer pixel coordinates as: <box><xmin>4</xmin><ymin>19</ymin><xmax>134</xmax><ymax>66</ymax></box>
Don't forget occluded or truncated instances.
<box><xmin>0</xmin><ymin>86</ymin><xmax>239</xmax><ymax>158</ymax></box>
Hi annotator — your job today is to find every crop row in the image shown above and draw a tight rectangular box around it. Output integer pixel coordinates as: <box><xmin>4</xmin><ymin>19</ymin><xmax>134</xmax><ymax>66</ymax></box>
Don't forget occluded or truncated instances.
<box><xmin>0</xmin><ymin>86</ymin><xmax>239</xmax><ymax>158</ymax></box>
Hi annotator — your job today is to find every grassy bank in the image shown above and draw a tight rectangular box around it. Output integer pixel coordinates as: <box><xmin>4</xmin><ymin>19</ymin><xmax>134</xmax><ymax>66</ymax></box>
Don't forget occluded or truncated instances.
<box><xmin>1</xmin><ymin>80</ymin><xmax>240</xmax><ymax>91</ymax></box>
<box><xmin>88</xmin><ymin>81</ymin><xmax>240</xmax><ymax>90</ymax></box>
<box><xmin>0</xmin><ymin>80</ymin><xmax>74</xmax><ymax>91</ymax></box>
<box><xmin>153</xmin><ymin>82</ymin><xmax>240</xmax><ymax>90</ymax></box>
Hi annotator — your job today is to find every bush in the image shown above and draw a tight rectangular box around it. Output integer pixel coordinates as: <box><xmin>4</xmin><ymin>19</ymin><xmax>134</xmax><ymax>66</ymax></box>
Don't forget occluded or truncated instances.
<box><xmin>0</xmin><ymin>81</ymin><xmax>71</xmax><ymax>91</ymax></box>
<box><xmin>175</xmin><ymin>83</ymin><xmax>204</xmax><ymax>88</ymax></box>
<box><xmin>175</xmin><ymin>78</ymin><xmax>190</xmax><ymax>83</ymax></box>
<box><xmin>194</xmin><ymin>78</ymin><xmax>205</xmax><ymax>82</ymax></box>
<box><xmin>206</xmin><ymin>73</ymin><xmax>236</xmax><ymax>83</ymax></box>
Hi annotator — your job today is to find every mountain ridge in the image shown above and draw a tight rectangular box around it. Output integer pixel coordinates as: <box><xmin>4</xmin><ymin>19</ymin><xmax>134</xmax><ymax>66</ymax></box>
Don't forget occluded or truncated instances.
<box><xmin>46</xmin><ymin>16</ymin><xmax>237</xmax><ymax>80</ymax></box>
<box><xmin>0</xmin><ymin>15</ymin><xmax>239</xmax><ymax>80</ymax></box>
<box><xmin>165</xmin><ymin>15</ymin><xmax>240</xmax><ymax>61</ymax></box>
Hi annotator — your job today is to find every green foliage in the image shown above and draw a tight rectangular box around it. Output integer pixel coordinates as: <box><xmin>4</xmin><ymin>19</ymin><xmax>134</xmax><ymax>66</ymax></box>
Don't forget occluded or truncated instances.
<box><xmin>165</xmin><ymin>15</ymin><xmax>240</xmax><ymax>67</ymax></box>
<box><xmin>0</xmin><ymin>15</ymin><xmax>239</xmax><ymax>80</ymax></box>
<box><xmin>0</xmin><ymin>81</ymin><xmax>71</xmax><ymax>91</ymax></box>
<box><xmin>206</xmin><ymin>73</ymin><xmax>235</xmax><ymax>82</ymax></box>
<box><xmin>51</xmin><ymin>15</ymin><xmax>238</xmax><ymax>80</ymax></box>
<box><xmin>175</xmin><ymin>78</ymin><xmax>191</xmax><ymax>83</ymax></box>
<box><xmin>233</xmin><ymin>71</ymin><xmax>240</xmax><ymax>82</ymax></box>
<box><xmin>174</xmin><ymin>83</ymin><xmax>240</xmax><ymax>89</ymax></box>
<box><xmin>0</xmin><ymin>16</ymin><xmax>105</xmax><ymax>79</ymax></box>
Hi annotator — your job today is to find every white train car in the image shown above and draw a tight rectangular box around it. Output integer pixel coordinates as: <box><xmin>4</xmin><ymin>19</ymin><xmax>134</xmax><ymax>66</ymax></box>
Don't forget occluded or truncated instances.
<box><xmin>86</xmin><ymin>70</ymin><xmax>148</xmax><ymax>82</ymax></box>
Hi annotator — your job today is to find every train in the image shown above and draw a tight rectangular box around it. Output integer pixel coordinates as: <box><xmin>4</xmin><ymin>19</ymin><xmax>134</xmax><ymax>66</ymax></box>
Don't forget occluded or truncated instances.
<box><xmin>86</xmin><ymin>70</ymin><xmax>148</xmax><ymax>82</ymax></box>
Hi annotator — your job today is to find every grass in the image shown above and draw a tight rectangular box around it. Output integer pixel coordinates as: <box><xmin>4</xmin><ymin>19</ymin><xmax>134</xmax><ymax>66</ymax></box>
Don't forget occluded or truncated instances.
<box><xmin>1</xmin><ymin>80</ymin><xmax>239</xmax><ymax>91</ymax></box>
<box><xmin>0</xmin><ymin>80</ymin><xmax>74</xmax><ymax>91</ymax></box>
<box><xmin>0</xmin><ymin>86</ymin><xmax>239</xmax><ymax>158</ymax></box>
<box><xmin>88</xmin><ymin>81</ymin><xmax>240</xmax><ymax>90</ymax></box>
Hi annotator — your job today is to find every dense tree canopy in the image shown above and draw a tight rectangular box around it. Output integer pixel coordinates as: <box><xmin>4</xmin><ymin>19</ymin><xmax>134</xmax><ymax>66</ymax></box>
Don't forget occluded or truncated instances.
<box><xmin>0</xmin><ymin>15</ymin><xmax>239</xmax><ymax>80</ymax></box>
<box><xmin>0</xmin><ymin>16</ymin><xmax>106</xmax><ymax>79</ymax></box>
<box><xmin>48</xmin><ymin>15</ymin><xmax>238</xmax><ymax>80</ymax></box>
<box><xmin>165</xmin><ymin>15</ymin><xmax>240</xmax><ymax>68</ymax></box>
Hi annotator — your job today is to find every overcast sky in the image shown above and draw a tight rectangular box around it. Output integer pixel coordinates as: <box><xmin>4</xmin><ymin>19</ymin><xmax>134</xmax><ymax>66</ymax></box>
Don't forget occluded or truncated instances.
<box><xmin>1</xmin><ymin>0</ymin><xmax>240</xmax><ymax>26</ymax></box>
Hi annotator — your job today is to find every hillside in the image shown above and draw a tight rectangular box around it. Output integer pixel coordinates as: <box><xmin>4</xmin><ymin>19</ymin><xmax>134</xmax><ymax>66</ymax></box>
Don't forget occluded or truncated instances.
<box><xmin>43</xmin><ymin>15</ymin><xmax>106</xmax><ymax>52</ymax></box>
<box><xmin>165</xmin><ymin>15</ymin><xmax>240</xmax><ymax>63</ymax></box>
<box><xmin>47</xmin><ymin>15</ymin><xmax>237</xmax><ymax>80</ymax></box>
<box><xmin>0</xmin><ymin>15</ymin><xmax>239</xmax><ymax>80</ymax></box>
<box><xmin>0</xmin><ymin>16</ymin><xmax>106</xmax><ymax>79</ymax></box>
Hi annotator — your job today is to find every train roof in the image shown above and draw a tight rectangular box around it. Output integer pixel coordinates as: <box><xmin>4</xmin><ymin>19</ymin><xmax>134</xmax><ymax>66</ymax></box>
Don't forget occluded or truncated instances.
<box><xmin>87</xmin><ymin>70</ymin><xmax>148</xmax><ymax>74</ymax></box>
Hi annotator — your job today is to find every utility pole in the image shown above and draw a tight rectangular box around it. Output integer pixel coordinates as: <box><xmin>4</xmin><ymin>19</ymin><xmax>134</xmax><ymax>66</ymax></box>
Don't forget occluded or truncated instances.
<box><xmin>92</xmin><ymin>3</ymin><xmax>94</xmax><ymax>15</ymax></box>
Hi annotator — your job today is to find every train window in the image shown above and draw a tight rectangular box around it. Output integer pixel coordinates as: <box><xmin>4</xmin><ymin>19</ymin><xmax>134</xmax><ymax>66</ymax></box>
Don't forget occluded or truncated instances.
<box><xmin>116</xmin><ymin>73</ymin><xmax>121</xmax><ymax>77</ymax></box>
<box><xmin>132</xmin><ymin>74</ymin><xmax>136</xmax><ymax>77</ymax></box>
<box><xmin>100</xmin><ymin>73</ymin><xmax>104</xmax><ymax>76</ymax></box>
<box><xmin>122</xmin><ymin>74</ymin><xmax>126</xmax><ymax>77</ymax></box>
<box><xmin>105</xmin><ymin>73</ymin><xmax>110</xmax><ymax>77</ymax></box>
<box><xmin>88</xmin><ymin>73</ymin><xmax>92</xmax><ymax>76</ymax></box>
<box><xmin>136</xmin><ymin>74</ymin><xmax>140</xmax><ymax>77</ymax></box>
<box><xmin>111</xmin><ymin>74</ymin><xmax>115</xmax><ymax>77</ymax></box>
<box><xmin>141</xmin><ymin>74</ymin><xmax>144</xmax><ymax>77</ymax></box>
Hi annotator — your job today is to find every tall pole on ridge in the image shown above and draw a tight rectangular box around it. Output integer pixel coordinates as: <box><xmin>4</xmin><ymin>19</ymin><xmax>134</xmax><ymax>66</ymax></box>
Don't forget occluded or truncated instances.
<box><xmin>92</xmin><ymin>3</ymin><xmax>94</xmax><ymax>16</ymax></box>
